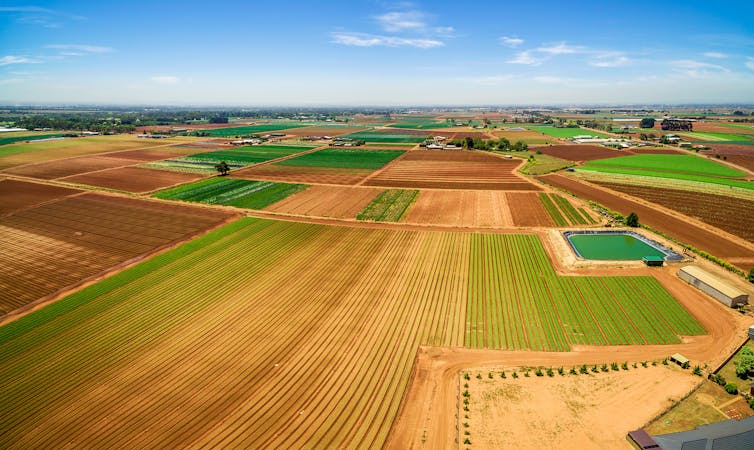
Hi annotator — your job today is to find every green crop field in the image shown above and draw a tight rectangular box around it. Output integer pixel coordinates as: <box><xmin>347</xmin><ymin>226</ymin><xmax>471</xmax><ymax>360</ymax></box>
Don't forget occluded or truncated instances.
<box><xmin>184</xmin><ymin>145</ymin><xmax>315</xmax><ymax>165</ymax></box>
<box><xmin>551</xmin><ymin>194</ymin><xmax>589</xmax><ymax>225</ymax></box>
<box><xmin>277</xmin><ymin>148</ymin><xmax>404</xmax><ymax>169</ymax></box>
<box><xmin>0</xmin><ymin>133</ymin><xmax>64</xmax><ymax>147</ymax></box>
<box><xmin>676</xmin><ymin>131</ymin><xmax>752</xmax><ymax>142</ymax></box>
<box><xmin>195</xmin><ymin>123</ymin><xmax>311</xmax><ymax>137</ymax></box>
<box><xmin>584</xmin><ymin>154</ymin><xmax>746</xmax><ymax>178</ymax></box>
<box><xmin>388</xmin><ymin>118</ymin><xmax>448</xmax><ymax>130</ymax></box>
<box><xmin>154</xmin><ymin>177</ymin><xmax>307</xmax><ymax>209</ymax></box>
<box><xmin>341</xmin><ymin>131</ymin><xmax>427</xmax><ymax>143</ymax></box>
<box><xmin>357</xmin><ymin>189</ymin><xmax>418</xmax><ymax>221</ymax></box>
<box><xmin>719</xmin><ymin>123</ymin><xmax>754</xmax><ymax>132</ymax></box>
<box><xmin>539</xmin><ymin>193</ymin><xmax>568</xmax><ymax>226</ymax></box>
<box><xmin>580</xmin><ymin>166</ymin><xmax>754</xmax><ymax>191</ymax></box>
<box><xmin>526</xmin><ymin>125</ymin><xmax>611</xmax><ymax>139</ymax></box>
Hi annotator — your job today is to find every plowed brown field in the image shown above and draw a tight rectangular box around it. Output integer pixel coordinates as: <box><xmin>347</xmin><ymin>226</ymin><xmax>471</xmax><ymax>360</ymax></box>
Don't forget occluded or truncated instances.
<box><xmin>365</xmin><ymin>150</ymin><xmax>540</xmax><ymax>190</ymax></box>
<box><xmin>704</xmin><ymin>145</ymin><xmax>754</xmax><ymax>171</ymax></box>
<box><xmin>0</xmin><ymin>193</ymin><xmax>234</xmax><ymax>315</ymax></box>
<box><xmin>628</xmin><ymin>147</ymin><xmax>684</xmax><ymax>155</ymax></box>
<box><xmin>593</xmin><ymin>182</ymin><xmax>754</xmax><ymax>244</ymax></box>
<box><xmin>61</xmin><ymin>167</ymin><xmax>203</xmax><ymax>193</ymax></box>
<box><xmin>507</xmin><ymin>192</ymin><xmax>555</xmax><ymax>227</ymax></box>
<box><xmin>232</xmin><ymin>164</ymin><xmax>373</xmax><ymax>185</ymax></box>
<box><xmin>535</xmin><ymin>145</ymin><xmax>624</xmax><ymax>161</ymax></box>
<box><xmin>264</xmin><ymin>185</ymin><xmax>382</xmax><ymax>218</ymax></box>
<box><xmin>539</xmin><ymin>174</ymin><xmax>754</xmax><ymax>270</ymax></box>
<box><xmin>4</xmin><ymin>155</ymin><xmax>137</xmax><ymax>179</ymax></box>
<box><xmin>0</xmin><ymin>179</ymin><xmax>81</xmax><ymax>216</ymax></box>
<box><xmin>103</xmin><ymin>149</ymin><xmax>186</xmax><ymax>161</ymax></box>
<box><xmin>404</xmin><ymin>190</ymin><xmax>513</xmax><ymax>227</ymax></box>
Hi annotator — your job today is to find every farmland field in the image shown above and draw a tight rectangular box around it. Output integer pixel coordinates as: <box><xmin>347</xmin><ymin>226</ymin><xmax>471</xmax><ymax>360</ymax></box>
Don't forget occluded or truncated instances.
<box><xmin>341</xmin><ymin>131</ymin><xmax>427</xmax><ymax>143</ymax></box>
<box><xmin>4</xmin><ymin>155</ymin><xmax>138</xmax><ymax>179</ymax></box>
<box><xmin>676</xmin><ymin>131</ymin><xmax>752</xmax><ymax>142</ymax></box>
<box><xmin>0</xmin><ymin>193</ymin><xmax>233</xmax><ymax>315</ymax></box>
<box><xmin>0</xmin><ymin>133</ymin><xmax>64</xmax><ymax>147</ymax></box>
<box><xmin>61</xmin><ymin>166</ymin><xmax>204</xmax><ymax>193</ymax></box>
<box><xmin>232</xmin><ymin>164</ymin><xmax>374</xmax><ymax>185</ymax></box>
<box><xmin>507</xmin><ymin>192</ymin><xmax>555</xmax><ymax>227</ymax></box>
<box><xmin>491</xmin><ymin>129</ymin><xmax>553</xmax><ymax>145</ymax></box>
<box><xmin>526</xmin><ymin>125</ymin><xmax>611</xmax><ymax>139</ymax></box>
<box><xmin>583</xmin><ymin>154</ymin><xmax>745</xmax><ymax>178</ymax></box>
<box><xmin>534</xmin><ymin>144</ymin><xmax>624</xmax><ymax>161</ymax></box>
<box><xmin>404</xmin><ymin>190</ymin><xmax>513</xmax><ymax>227</ymax></box>
<box><xmin>365</xmin><ymin>150</ymin><xmax>540</xmax><ymax>190</ymax></box>
<box><xmin>0</xmin><ymin>179</ymin><xmax>81</xmax><ymax>216</ymax></box>
<box><xmin>592</xmin><ymin>182</ymin><xmax>754</xmax><ymax>244</ymax></box>
<box><xmin>264</xmin><ymin>185</ymin><xmax>382</xmax><ymax>218</ymax></box>
<box><xmin>0</xmin><ymin>217</ymin><xmax>703</xmax><ymax>448</ymax></box>
<box><xmin>155</xmin><ymin>177</ymin><xmax>308</xmax><ymax>209</ymax></box>
<box><xmin>277</xmin><ymin>148</ymin><xmax>404</xmax><ymax>170</ymax></box>
<box><xmin>193</xmin><ymin>123</ymin><xmax>311</xmax><ymax>136</ymax></box>
<box><xmin>0</xmin><ymin>135</ymin><xmax>187</xmax><ymax>169</ymax></box>
<box><xmin>357</xmin><ymin>189</ymin><xmax>417</xmax><ymax>221</ymax></box>
<box><xmin>147</xmin><ymin>145</ymin><xmax>319</xmax><ymax>173</ymax></box>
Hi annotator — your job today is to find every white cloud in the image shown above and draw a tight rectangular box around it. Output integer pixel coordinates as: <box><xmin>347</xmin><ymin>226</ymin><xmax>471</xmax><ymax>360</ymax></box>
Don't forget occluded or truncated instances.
<box><xmin>0</xmin><ymin>55</ymin><xmax>42</xmax><ymax>66</ymax></box>
<box><xmin>703</xmin><ymin>52</ymin><xmax>727</xmax><ymax>59</ymax></box>
<box><xmin>590</xmin><ymin>56</ymin><xmax>631</xmax><ymax>67</ymax></box>
<box><xmin>151</xmin><ymin>76</ymin><xmax>180</xmax><ymax>84</ymax></box>
<box><xmin>499</xmin><ymin>36</ymin><xmax>524</xmax><ymax>48</ymax></box>
<box><xmin>331</xmin><ymin>32</ymin><xmax>443</xmax><ymax>49</ymax></box>
<box><xmin>46</xmin><ymin>44</ymin><xmax>113</xmax><ymax>54</ymax></box>
<box><xmin>671</xmin><ymin>59</ymin><xmax>729</xmax><ymax>77</ymax></box>
<box><xmin>536</xmin><ymin>42</ymin><xmax>581</xmax><ymax>55</ymax></box>
<box><xmin>374</xmin><ymin>11</ymin><xmax>426</xmax><ymax>32</ymax></box>
<box><xmin>0</xmin><ymin>6</ymin><xmax>84</xmax><ymax>28</ymax></box>
<box><xmin>746</xmin><ymin>58</ymin><xmax>754</xmax><ymax>71</ymax></box>
<box><xmin>506</xmin><ymin>51</ymin><xmax>542</xmax><ymax>65</ymax></box>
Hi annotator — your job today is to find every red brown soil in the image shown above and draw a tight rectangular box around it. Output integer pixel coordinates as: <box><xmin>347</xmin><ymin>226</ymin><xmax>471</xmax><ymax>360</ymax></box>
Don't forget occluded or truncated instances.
<box><xmin>365</xmin><ymin>150</ymin><xmax>541</xmax><ymax>190</ymax></box>
<box><xmin>277</xmin><ymin>126</ymin><xmax>367</xmax><ymax>137</ymax></box>
<box><xmin>535</xmin><ymin>144</ymin><xmax>625</xmax><ymax>162</ymax></box>
<box><xmin>404</xmin><ymin>190</ymin><xmax>513</xmax><ymax>227</ymax></box>
<box><xmin>263</xmin><ymin>185</ymin><xmax>382</xmax><ymax>218</ymax></box>
<box><xmin>102</xmin><ymin>149</ymin><xmax>185</xmax><ymax>161</ymax></box>
<box><xmin>0</xmin><ymin>192</ymin><xmax>233</xmax><ymax>316</ymax></box>
<box><xmin>506</xmin><ymin>192</ymin><xmax>555</xmax><ymax>227</ymax></box>
<box><xmin>0</xmin><ymin>178</ymin><xmax>82</xmax><ymax>216</ymax></box>
<box><xmin>231</xmin><ymin>165</ymin><xmax>373</xmax><ymax>185</ymax></box>
<box><xmin>538</xmin><ymin>174</ymin><xmax>754</xmax><ymax>271</ymax></box>
<box><xmin>3</xmin><ymin>155</ymin><xmax>137</xmax><ymax>179</ymax></box>
<box><xmin>694</xmin><ymin>122</ymin><xmax>754</xmax><ymax>134</ymax></box>
<box><xmin>61</xmin><ymin>167</ymin><xmax>204</xmax><ymax>193</ymax></box>
<box><xmin>592</xmin><ymin>182</ymin><xmax>754</xmax><ymax>244</ymax></box>
<box><xmin>703</xmin><ymin>145</ymin><xmax>754</xmax><ymax>171</ymax></box>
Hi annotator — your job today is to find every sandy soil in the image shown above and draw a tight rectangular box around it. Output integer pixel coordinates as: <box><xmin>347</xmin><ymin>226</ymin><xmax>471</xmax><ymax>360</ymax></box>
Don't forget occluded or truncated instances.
<box><xmin>538</xmin><ymin>173</ymin><xmax>754</xmax><ymax>271</ymax></box>
<box><xmin>0</xmin><ymin>178</ymin><xmax>82</xmax><ymax>216</ymax></box>
<box><xmin>60</xmin><ymin>166</ymin><xmax>204</xmax><ymax>193</ymax></box>
<box><xmin>3</xmin><ymin>155</ymin><xmax>138</xmax><ymax>180</ymax></box>
<box><xmin>405</xmin><ymin>190</ymin><xmax>513</xmax><ymax>228</ymax></box>
<box><xmin>264</xmin><ymin>185</ymin><xmax>382</xmax><ymax>218</ymax></box>
<box><xmin>463</xmin><ymin>366</ymin><xmax>699</xmax><ymax>450</ymax></box>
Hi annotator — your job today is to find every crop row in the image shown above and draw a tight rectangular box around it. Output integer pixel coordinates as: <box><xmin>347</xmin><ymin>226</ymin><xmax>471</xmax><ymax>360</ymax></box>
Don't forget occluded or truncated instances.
<box><xmin>277</xmin><ymin>148</ymin><xmax>405</xmax><ymax>170</ymax></box>
<box><xmin>154</xmin><ymin>177</ymin><xmax>307</xmax><ymax>210</ymax></box>
<box><xmin>0</xmin><ymin>219</ymin><xmax>704</xmax><ymax>448</ymax></box>
<box><xmin>356</xmin><ymin>189</ymin><xmax>418</xmax><ymax>221</ymax></box>
<box><xmin>551</xmin><ymin>194</ymin><xmax>589</xmax><ymax>224</ymax></box>
<box><xmin>538</xmin><ymin>193</ymin><xmax>568</xmax><ymax>226</ymax></box>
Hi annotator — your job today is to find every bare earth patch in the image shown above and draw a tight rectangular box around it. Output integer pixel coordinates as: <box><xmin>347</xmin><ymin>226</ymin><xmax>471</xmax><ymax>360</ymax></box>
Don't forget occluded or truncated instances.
<box><xmin>264</xmin><ymin>185</ymin><xmax>382</xmax><ymax>218</ymax></box>
<box><xmin>61</xmin><ymin>166</ymin><xmax>204</xmax><ymax>193</ymax></box>
<box><xmin>464</xmin><ymin>366</ymin><xmax>698</xmax><ymax>449</ymax></box>
<box><xmin>404</xmin><ymin>190</ymin><xmax>513</xmax><ymax>227</ymax></box>
<box><xmin>0</xmin><ymin>178</ymin><xmax>81</xmax><ymax>216</ymax></box>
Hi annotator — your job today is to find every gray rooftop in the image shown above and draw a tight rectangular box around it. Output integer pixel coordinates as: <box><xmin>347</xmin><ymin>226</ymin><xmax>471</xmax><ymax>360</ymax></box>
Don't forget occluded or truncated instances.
<box><xmin>652</xmin><ymin>416</ymin><xmax>754</xmax><ymax>450</ymax></box>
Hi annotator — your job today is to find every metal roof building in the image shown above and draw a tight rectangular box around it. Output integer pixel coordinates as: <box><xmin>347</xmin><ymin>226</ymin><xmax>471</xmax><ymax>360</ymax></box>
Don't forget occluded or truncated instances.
<box><xmin>651</xmin><ymin>416</ymin><xmax>754</xmax><ymax>450</ymax></box>
<box><xmin>678</xmin><ymin>266</ymin><xmax>748</xmax><ymax>308</ymax></box>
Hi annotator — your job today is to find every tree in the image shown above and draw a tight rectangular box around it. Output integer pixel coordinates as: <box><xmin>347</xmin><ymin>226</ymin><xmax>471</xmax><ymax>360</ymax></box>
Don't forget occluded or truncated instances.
<box><xmin>734</xmin><ymin>347</ymin><xmax>754</xmax><ymax>378</ymax></box>
<box><xmin>626</xmin><ymin>212</ymin><xmax>639</xmax><ymax>227</ymax></box>
<box><xmin>215</xmin><ymin>161</ymin><xmax>231</xmax><ymax>176</ymax></box>
<box><xmin>640</xmin><ymin>118</ymin><xmax>656</xmax><ymax>128</ymax></box>
<box><xmin>511</xmin><ymin>140</ymin><xmax>528</xmax><ymax>152</ymax></box>
<box><xmin>497</xmin><ymin>137</ymin><xmax>510</xmax><ymax>150</ymax></box>
<box><xmin>748</xmin><ymin>268</ymin><xmax>754</xmax><ymax>283</ymax></box>
<box><xmin>724</xmin><ymin>383</ymin><xmax>738</xmax><ymax>395</ymax></box>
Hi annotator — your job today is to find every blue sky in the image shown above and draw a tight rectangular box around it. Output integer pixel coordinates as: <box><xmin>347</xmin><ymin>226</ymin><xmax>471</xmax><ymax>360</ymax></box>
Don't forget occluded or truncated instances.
<box><xmin>1</xmin><ymin>1</ymin><xmax>753</xmax><ymax>105</ymax></box>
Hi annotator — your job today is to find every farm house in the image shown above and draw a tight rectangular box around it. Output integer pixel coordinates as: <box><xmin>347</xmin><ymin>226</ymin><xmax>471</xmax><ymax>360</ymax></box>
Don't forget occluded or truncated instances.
<box><xmin>677</xmin><ymin>266</ymin><xmax>748</xmax><ymax>308</ymax></box>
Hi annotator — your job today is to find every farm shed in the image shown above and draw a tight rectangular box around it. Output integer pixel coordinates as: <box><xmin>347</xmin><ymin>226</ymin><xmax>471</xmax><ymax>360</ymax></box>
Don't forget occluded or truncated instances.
<box><xmin>642</xmin><ymin>256</ymin><xmax>664</xmax><ymax>267</ymax></box>
<box><xmin>678</xmin><ymin>266</ymin><xmax>749</xmax><ymax>308</ymax></box>
<box><xmin>652</xmin><ymin>415</ymin><xmax>754</xmax><ymax>450</ymax></box>
<box><xmin>669</xmin><ymin>353</ymin><xmax>689</xmax><ymax>367</ymax></box>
